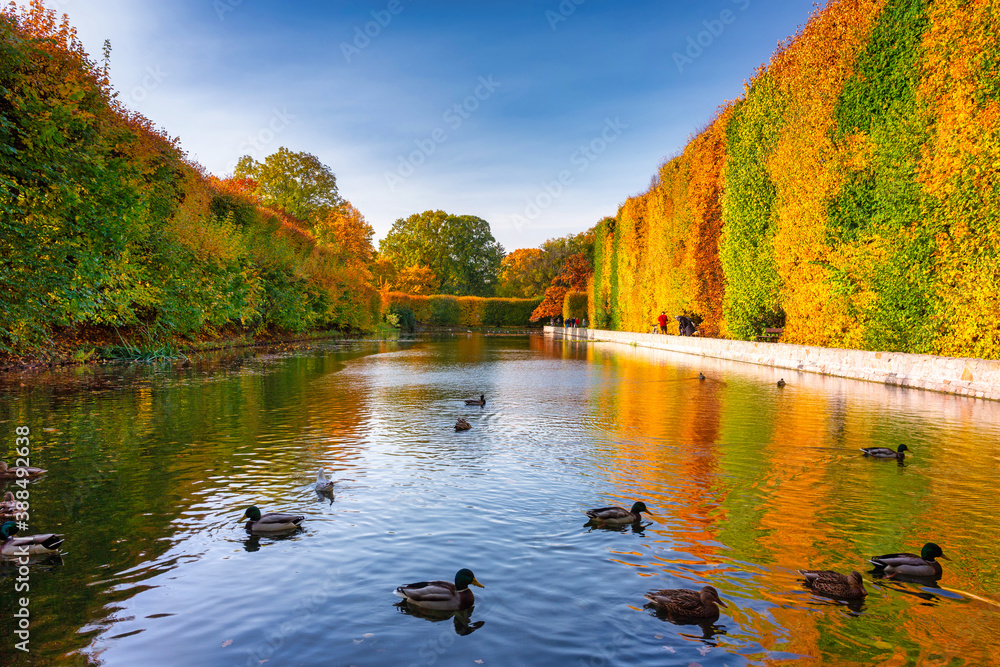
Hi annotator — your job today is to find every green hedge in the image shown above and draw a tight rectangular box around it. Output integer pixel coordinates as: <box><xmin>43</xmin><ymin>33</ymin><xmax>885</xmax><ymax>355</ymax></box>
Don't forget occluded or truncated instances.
<box><xmin>382</xmin><ymin>292</ymin><xmax>542</xmax><ymax>327</ymax></box>
<box><xmin>719</xmin><ymin>73</ymin><xmax>786</xmax><ymax>339</ymax></box>
<box><xmin>829</xmin><ymin>0</ymin><xmax>934</xmax><ymax>353</ymax></box>
<box><xmin>562</xmin><ymin>291</ymin><xmax>588</xmax><ymax>322</ymax></box>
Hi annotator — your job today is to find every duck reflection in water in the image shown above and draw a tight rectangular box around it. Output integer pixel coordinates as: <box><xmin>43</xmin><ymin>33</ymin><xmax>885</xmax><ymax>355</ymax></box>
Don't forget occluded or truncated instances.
<box><xmin>645</xmin><ymin>605</ymin><xmax>727</xmax><ymax>644</ymax></box>
<box><xmin>394</xmin><ymin>603</ymin><xmax>485</xmax><ymax>636</ymax></box>
<box><xmin>243</xmin><ymin>534</ymin><xmax>261</xmax><ymax>553</ymax></box>
<box><xmin>584</xmin><ymin>520</ymin><xmax>649</xmax><ymax>536</ymax></box>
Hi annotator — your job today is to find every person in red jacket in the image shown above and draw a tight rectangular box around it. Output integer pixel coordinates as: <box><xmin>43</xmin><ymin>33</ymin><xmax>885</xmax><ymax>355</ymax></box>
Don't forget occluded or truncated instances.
<box><xmin>657</xmin><ymin>311</ymin><xmax>668</xmax><ymax>334</ymax></box>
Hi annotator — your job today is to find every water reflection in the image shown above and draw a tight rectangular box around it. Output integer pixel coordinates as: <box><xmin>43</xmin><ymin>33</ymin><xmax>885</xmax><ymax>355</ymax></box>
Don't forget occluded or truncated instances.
<box><xmin>1</xmin><ymin>335</ymin><xmax>999</xmax><ymax>665</ymax></box>
<box><xmin>394</xmin><ymin>603</ymin><xmax>486</xmax><ymax>636</ymax></box>
<box><xmin>646</xmin><ymin>605</ymin><xmax>728</xmax><ymax>644</ymax></box>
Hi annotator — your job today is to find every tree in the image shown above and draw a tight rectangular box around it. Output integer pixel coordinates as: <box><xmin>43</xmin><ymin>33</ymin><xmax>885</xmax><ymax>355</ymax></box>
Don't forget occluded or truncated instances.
<box><xmin>378</xmin><ymin>210</ymin><xmax>504</xmax><ymax>296</ymax></box>
<box><xmin>396</xmin><ymin>264</ymin><xmax>439</xmax><ymax>294</ymax></box>
<box><xmin>371</xmin><ymin>257</ymin><xmax>398</xmax><ymax>291</ymax></box>
<box><xmin>499</xmin><ymin>230</ymin><xmax>596</xmax><ymax>298</ymax></box>
<box><xmin>497</xmin><ymin>248</ymin><xmax>546</xmax><ymax>298</ymax></box>
<box><xmin>530</xmin><ymin>252</ymin><xmax>593</xmax><ymax>321</ymax></box>
<box><xmin>314</xmin><ymin>201</ymin><xmax>374</xmax><ymax>265</ymax></box>
<box><xmin>234</xmin><ymin>147</ymin><xmax>342</xmax><ymax>225</ymax></box>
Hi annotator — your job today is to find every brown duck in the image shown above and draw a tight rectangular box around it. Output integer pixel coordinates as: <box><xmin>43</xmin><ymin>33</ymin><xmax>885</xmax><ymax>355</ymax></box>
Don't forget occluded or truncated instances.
<box><xmin>644</xmin><ymin>585</ymin><xmax>727</xmax><ymax>618</ymax></box>
<box><xmin>798</xmin><ymin>570</ymin><xmax>867</xmax><ymax>599</ymax></box>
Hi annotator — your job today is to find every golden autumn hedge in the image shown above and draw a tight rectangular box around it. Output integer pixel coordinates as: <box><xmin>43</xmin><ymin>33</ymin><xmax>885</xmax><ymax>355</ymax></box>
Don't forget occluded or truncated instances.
<box><xmin>592</xmin><ymin>0</ymin><xmax>1000</xmax><ymax>358</ymax></box>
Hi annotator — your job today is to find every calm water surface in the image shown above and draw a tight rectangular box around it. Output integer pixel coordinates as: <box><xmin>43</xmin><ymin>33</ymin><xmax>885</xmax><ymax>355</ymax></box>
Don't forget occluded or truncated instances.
<box><xmin>2</xmin><ymin>334</ymin><xmax>1000</xmax><ymax>666</ymax></box>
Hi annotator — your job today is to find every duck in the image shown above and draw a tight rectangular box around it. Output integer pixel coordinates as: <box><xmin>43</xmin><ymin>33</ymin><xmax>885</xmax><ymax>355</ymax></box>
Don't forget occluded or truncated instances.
<box><xmin>585</xmin><ymin>501</ymin><xmax>650</xmax><ymax>525</ymax></box>
<box><xmin>0</xmin><ymin>521</ymin><xmax>64</xmax><ymax>556</ymax></box>
<box><xmin>315</xmin><ymin>468</ymin><xmax>334</xmax><ymax>493</ymax></box>
<box><xmin>870</xmin><ymin>542</ymin><xmax>949</xmax><ymax>578</ymax></box>
<box><xmin>698</xmin><ymin>373</ymin><xmax>706</xmax><ymax>380</ymax></box>
<box><xmin>798</xmin><ymin>570</ymin><xmax>867</xmax><ymax>599</ymax></box>
<box><xmin>644</xmin><ymin>585</ymin><xmax>727</xmax><ymax>619</ymax></box>
<box><xmin>777</xmin><ymin>378</ymin><xmax>786</xmax><ymax>387</ymax></box>
<box><xmin>240</xmin><ymin>506</ymin><xmax>304</xmax><ymax>533</ymax></box>
<box><xmin>861</xmin><ymin>444</ymin><xmax>909</xmax><ymax>460</ymax></box>
<box><xmin>395</xmin><ymin>568</ymin><xmax>484</xmax><ymax>611</ymax></box>
<box><xmin>0</xmin><ymin>461</ymin><xmax>47</xmax><ymax>478</ymax></box>
<box><xmin>0</xmin><ymin>492</ymin><xmax>20</xmax><ymax>518</ymax></box>
<box><xmin>464</xmin><ymin>394</ymin><xmax>486</xmax><ymax>406</ymax></box>
<box><xmin>455</xmin><ymin>418</ymin><xmax>471</xmax><ymax>431</ymax></box>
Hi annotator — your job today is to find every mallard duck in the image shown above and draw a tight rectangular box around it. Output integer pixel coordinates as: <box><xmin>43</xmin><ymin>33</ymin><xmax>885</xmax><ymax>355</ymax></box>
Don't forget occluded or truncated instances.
<box><xmin>870</xmin><ymin>542</ymin><xmax>948</xmax><ymax>578</ymax></box>
<box><xmin>644</xmin><ymin>585</ymin><xmax>727</xmax><ymax>618</ymax></box>
<box><xmin>777</xmin><ymin>378</ymin><xmax>786</xmax><ymax>387</ymax></box>
<box><xmin>698</xmin><ymin>373</ymin><xmax>706</xmax><ymax>380</ymax></box>
<box><xmin>585</xmin><ymin>501</ymin><xmax>649</xmax><ymax>525</ymax></box>
<box><xmin>0</xmin><ymin>521</ymin><xmax>64</xmax><ymax>556</ymax></box>
<box><xmin>464</xmin><ymin>394</ymin><xmax>486</xmax><ymax>406</ymax></box>
<box><xmin>798</xmin><ymin>570</ymin><xmax>867</xmax><ymax>599</ymax></box>
<box><xmin>455</xmin><ymin>418</ymin><xmax>471</xmax><ymax>431</ymax></box>
<box><xmin>315</xmin><ymin>468</ymin><xmax>334</xmax><ymax>493</ymax></box>
<box><xmin>240</xmin><ymin>506</ymin><xmax>304</xmax><ymax>533</ymax></box>
<box><xmin>0</xmin><ymin>492</ymin><xmax>20</xmax><ymax>517</ymax></box>
<box><xmin>861</xmin><ymin>444</ymin><xmax>909</xmax><ymax>459</ymax></box>
<box><xmin>0</xmin><ymin>461</ymin><xmax>47</xmax><ymax>478</ymax></box>
<box><xmin>395</xmin><ymin>568</ymin><xmax>483</xmax><ymax>611</ymax></box>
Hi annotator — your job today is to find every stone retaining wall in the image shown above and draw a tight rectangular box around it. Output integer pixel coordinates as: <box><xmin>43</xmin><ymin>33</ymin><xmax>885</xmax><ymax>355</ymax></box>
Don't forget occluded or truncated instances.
<box><xmin>543</xmin><ymin>327</ymin><xmax>1000</xmax><ymax>401</ymax></box>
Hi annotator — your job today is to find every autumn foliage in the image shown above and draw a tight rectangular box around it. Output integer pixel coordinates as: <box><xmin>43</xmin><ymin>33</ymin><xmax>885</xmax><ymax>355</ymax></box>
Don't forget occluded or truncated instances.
<box><xmin>592</xmin><ymin>0</ymin><xmax>1000</xmax><ymax>358</ymax></box>
<box><xmin>530</xmin><ymin>253</ymin><xmax>593</xmax><ymax>321</ymax></box>
<box><xmin>0</xmin><ymin>2</ymin><xmax>379</xmax><ymax>352</ymax></box>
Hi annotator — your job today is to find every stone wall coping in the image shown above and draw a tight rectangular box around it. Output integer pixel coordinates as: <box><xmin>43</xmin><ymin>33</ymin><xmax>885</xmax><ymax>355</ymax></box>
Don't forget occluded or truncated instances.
<box><xmin>543</xmin><ymin>326</ymin><xmax>1000</xmax><ymax>401</ymax></box>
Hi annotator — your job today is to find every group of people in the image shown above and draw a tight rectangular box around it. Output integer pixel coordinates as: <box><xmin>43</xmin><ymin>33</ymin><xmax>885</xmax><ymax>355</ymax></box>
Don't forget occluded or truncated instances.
<box><xmin>550</xmin><ymin>316</ymin><xmax>587</xmax><ymax>328</ymax></box>
<box><xmin>656</xmin><ymin>311</ymin><xmax>698</xmax><ymax>336</ymax></box>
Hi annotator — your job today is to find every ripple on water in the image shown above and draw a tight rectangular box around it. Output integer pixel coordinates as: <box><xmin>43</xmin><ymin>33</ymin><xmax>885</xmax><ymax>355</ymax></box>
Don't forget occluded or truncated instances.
<box><xmin>4</xmin><ymin>337</ymin><xmax>1000</xmax><ymax>665</ymax></box>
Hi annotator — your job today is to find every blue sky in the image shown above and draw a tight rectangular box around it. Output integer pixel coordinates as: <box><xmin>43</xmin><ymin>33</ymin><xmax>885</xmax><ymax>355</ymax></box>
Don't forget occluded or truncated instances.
<box><xmin>21</xmin><ymin>0</ymin><xmax>817</xmax><ymax>251</ymax></box>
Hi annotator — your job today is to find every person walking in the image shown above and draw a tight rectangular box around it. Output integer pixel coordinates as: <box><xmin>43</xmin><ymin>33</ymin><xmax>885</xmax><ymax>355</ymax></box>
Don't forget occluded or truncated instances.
<box><xmin>657</xmin><ymin>311</ymin><xmax>669</xmax><ymax>334</ymax></box>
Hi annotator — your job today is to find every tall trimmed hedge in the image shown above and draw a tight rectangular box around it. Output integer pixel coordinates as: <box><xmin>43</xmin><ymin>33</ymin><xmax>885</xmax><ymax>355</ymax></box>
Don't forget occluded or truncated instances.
<box><xmin>591</xmin><ymin>0</ymin><xmax>1000</xmax><ymax>359</ymax></box>
<box><xmin>381</xmin><ymin>293</ymin><xmax>542</xmax><ymax>327</ymax></box>
<box><xmin>562</xmin><ymin>291</ymin><xmax>588</xmax><ymax>322</ymax></box>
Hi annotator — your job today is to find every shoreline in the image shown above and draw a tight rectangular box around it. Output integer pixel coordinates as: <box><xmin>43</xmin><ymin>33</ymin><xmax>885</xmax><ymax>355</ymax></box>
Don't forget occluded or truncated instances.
<box><xmin>545</xmin><ymin>326</ymin><xmax>1000</xmax><ymax>402</ymax></box>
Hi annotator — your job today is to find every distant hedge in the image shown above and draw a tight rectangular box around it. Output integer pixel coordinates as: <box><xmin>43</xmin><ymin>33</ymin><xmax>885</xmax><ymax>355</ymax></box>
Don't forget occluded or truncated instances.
<box><xmin>382</xmin><ymin>293</ymin><xmax>543</xmax><ymax>327</ymax></box>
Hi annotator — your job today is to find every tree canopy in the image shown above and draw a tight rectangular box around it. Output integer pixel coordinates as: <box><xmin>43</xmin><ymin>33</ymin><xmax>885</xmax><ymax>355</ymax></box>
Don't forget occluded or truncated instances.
<box><xmin>234</xmin><ymin>147</ymin><xmax>342</xmax><ymax>225</ymax></box>
<box><xmin>529</xmin><ymin>252</ymin><xmax>593</xmax><ymax>321</ymax></box>
<box><xmin>497</xmin><ymin>230</ymin><xmax>595</xmax><ymax>298</ymax></box>
<box><xmin>378</xmin><ymin>210</ymin><xmax>504</xmax><ymax>296</ymax></box>
<box><xmin>313</xmin><ymin>201</ymin><xmax>375</xmax><ymax>265</ymax></box>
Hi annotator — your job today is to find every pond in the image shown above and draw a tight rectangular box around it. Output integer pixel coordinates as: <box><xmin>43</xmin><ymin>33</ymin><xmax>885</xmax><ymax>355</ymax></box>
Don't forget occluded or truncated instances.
<box><xmin>1</xmin><ymin>334</ymin><xmax>999</xmax><ymax>666</ymax></box>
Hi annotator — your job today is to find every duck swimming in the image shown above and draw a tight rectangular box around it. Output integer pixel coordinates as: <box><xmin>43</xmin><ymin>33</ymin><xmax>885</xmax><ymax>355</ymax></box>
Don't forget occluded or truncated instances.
<box><xmin>315</xmin><ymin>468</ymin><xmax>334</xmax><ymax>493</ymax></box>
<box><xmin>395</xmin><ymin>568</ymin><xmax>484</xmax><ymax>611</ymax></box>
<box><xmin>861</xmin><ymin>444</ymin><xmax>909</xmax><ymax>460</ymax></box>
<box><xmin>585</xmin><ymin>501</ymin><xmax>650</xmax><ymax>525</ymax></box>
<box><xmin>870</xmin><ymin>542</ymin><xmax>949</xmax><ymax>579</ymax></box>
<box><xmin>240</xmin><ymin>506</ymin><xmax>304</xmax><ymax>533</ymax></box>
<box><xmin>798</xmin><ymin>570</ymin><xmax>867</xmax><ymax>599</ymax></box>
<box><xmin>464</xmin><ymin>394</ymin><xmax>486</xmax><ymax>406</ymax></box>
<box><xmin>0</xmin><ymin>521</ymin><xmax>64</xmax><ymax>556</ymax></box>
<box><xmin>0</xmin><ymin>461</ymin><xmax>47</xmax><ymax>478</ymax></box>
<box><xmin>0</xmin><ymin>492</ymin><xmax>20</xmax><ymax>518</ymax></box>
<box><xmin>455</xmin><ymin>418</ymin><xmax>471</xmax><ymax>431</ymax></box>
<box><xmin>644</xmin><ymin>585</ymin><xmax>727</xmax><ymax>619</ymax></box>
